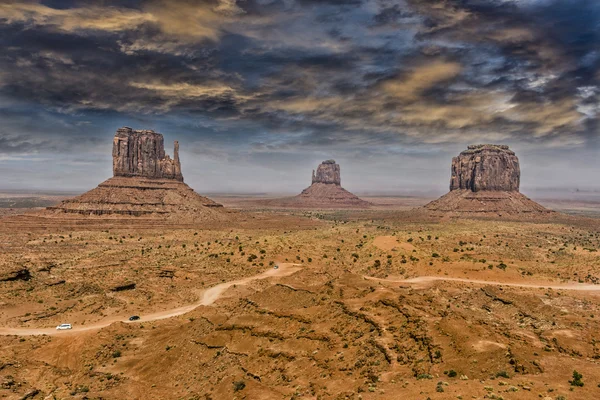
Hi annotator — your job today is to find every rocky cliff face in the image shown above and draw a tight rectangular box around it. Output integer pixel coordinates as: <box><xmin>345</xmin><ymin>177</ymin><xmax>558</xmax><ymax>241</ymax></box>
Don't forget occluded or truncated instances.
<box><xmin>450</xmin><ymin>145</ymin><xmax>520</xmax><ymax>192</ymax></box>
<box><xmin>312</xmin><ymin>160</ymin><xmax>341</xmax><ymax>185</ymax></box>
<box><xmin>113</xmin><ymin>127</ymin><xmax>183</xmax><ymax>181</ymax></box>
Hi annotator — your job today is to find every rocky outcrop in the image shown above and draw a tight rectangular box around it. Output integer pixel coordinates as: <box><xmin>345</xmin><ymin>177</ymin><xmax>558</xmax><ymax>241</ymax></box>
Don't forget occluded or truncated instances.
<box><xmin>111</xmin><ymin>282</ymin><xmax>136</xmax><ymax>292</ymax></box>
<box><xmin>424</xmin><ymin>144</ymin><xmax>552</xmax><ymax>216</ymax></box>
<box><xmin>44</xmin><ymin>127</ymin><xmax>229</xmax><ymax>222</ymax></box>
<box><xmin>261</xmin><ymin>160</ymin><xmax>370</xmax><ymax>208</ymax></box>
<box><xmin>113</xmin><ymin>127</ymin><xmax>183</xmax><ymax>181</ymax></box>
<box><xmin>46</xmin><ymin>176</ymin><xmax>227</xmax><ymax>221</ymax></box>
<box><xmin>450</xmin><ymin>145</ymin><xmax>520</xmax><ymax>192</ymax></box>
<box><xmin>0</xmin><ymin>267</ymin><xmax>31</xmax><ymax>282</ymax></box>
<box><xmin>312</xmin><ymin>160</ymin><xmax>341</xmax><ymax>185</ymax></box>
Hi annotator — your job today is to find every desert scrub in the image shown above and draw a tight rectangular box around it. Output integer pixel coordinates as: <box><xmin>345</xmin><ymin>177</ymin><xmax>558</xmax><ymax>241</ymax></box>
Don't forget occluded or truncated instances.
<box><xmin>233</xmin><ymin>380</ymin><xmax>246</xmax><ymax>391</ymax></box>
<box><xmin>570</xmin><ymin>370</ymin><xmax>584</xmax><ymax>387</ymax></box>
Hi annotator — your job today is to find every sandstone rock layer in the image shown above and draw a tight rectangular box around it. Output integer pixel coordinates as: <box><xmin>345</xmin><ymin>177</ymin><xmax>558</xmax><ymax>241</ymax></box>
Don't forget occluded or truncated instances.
<box><xmin>113</xmin><ymin>127</ymin><xmax>183</xmax><ymax>181</ymax></box>
<box><xmin>425</xmin><ymin>144</ymin><xmax>551</xmax><ymax>216</ymax></box>
<box><xmin>312</xmin><ymin>160</ymin><xmax>341</xmax><ymax>185</ymax></box>
<box><xmin>450</xmin><ymin>145</ymin><xmax>519</xmax><ymax>192</ymax></box>
<box><xmin>46</xmin><ymin>177</ymin><xmax>226</xmax><ymax>221</ymax></box>
<box><xmin>424</xmin><ymin>190</ymin><xmax>550</xmax><ymax>215</ymax></box>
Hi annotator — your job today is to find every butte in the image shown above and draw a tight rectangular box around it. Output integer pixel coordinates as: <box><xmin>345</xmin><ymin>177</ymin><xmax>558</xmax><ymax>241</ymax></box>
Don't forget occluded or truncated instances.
<box><xmin>423</xmin><ymin>144</ymin><xmax>552</xmax><ymax>216</ymax></box>
<box><xmin>264</xmin><ymin>160</ymin><xmax>371</xmax><ymax>208</ymax></box>
<box><xmin>46</xmin><ymin>127</ymin><xmax>228</xmax><ymax>222</ymax></box>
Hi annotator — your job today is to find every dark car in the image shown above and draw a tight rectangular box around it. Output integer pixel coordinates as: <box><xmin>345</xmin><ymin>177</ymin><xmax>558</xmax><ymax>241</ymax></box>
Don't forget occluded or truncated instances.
<box><xmin>129</xmin><ymin>315</ymin><xmax>140</xmax><ymax>321</ymax></box>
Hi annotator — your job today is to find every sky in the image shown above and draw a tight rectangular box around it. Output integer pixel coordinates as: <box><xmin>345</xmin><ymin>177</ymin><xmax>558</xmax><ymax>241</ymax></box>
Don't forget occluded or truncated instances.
<box><xmin>0</xmin><ymin>0</ymin><xmax>598</xmax><ymax>195</ymax></box>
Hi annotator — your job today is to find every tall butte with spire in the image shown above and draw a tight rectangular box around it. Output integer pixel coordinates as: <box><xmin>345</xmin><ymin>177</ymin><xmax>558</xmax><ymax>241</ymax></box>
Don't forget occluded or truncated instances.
<box><xmin>424</xmin><ymin>144</ymin><xmax>551</xmax><ymax>216</ymax></box>
<box><xmin>46</xmin><ymin>127</ymin><xmax>227</xmax><ymax>221</ymax></box>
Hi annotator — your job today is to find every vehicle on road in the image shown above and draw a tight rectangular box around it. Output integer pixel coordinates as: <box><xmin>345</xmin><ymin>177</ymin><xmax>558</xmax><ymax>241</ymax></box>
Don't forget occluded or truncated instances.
<box><xmin>273</xmin><ymin>265</ymin><xmax>279</xmax><ymax>269</ymax></box>
<box><xmin>129</xmin><ymin>315</ymin><xmax>140</xmax><ymax>321</ymax></box>
<box><xmin>56</xmin><ymin>324</ymin><xmax>72</xmax><ymax>330</ymax></box>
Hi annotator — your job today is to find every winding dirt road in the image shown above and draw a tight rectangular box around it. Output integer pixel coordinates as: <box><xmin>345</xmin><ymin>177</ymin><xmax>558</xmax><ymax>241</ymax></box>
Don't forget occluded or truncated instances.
<box><xmin>366</xmin><ymin>275</ymin><xmax>600</xmax><ymax>291</ymax></box>
<box><xmin>0</xmin><ymin>263</ymin><xmax>303</xmax><ymax>337</ymax></box>
<box><xmin>3</xmin><ymin>265</ymin><xmax>600</xmax><ymax>337</ymax></box>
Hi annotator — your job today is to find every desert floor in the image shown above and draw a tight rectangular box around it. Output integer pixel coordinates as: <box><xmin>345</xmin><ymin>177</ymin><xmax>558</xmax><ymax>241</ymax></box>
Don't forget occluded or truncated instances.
<box><xmin>1</xmin><ymin>195</ymin><xmax>600</xmax><ymax>399</ymax></box>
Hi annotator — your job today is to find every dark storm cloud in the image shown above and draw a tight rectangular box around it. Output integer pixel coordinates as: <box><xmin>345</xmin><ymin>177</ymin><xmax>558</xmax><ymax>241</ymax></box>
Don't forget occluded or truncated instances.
<box><xmin>0</xmin><ymin>0</ymin><xmax>598</xmax><ymax>191</ymax></box>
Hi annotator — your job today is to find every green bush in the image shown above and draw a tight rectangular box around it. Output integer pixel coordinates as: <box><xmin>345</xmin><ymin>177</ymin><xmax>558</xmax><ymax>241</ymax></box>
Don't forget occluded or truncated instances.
<box><xmin>570</xmin><ymin>370</ymin><xmax>584</xmax><ymax>387</ymax></box>
<box><xmin>233</xmin><ymin>381</ymin><xmax>246</xmax><ymax>392</ymax></box>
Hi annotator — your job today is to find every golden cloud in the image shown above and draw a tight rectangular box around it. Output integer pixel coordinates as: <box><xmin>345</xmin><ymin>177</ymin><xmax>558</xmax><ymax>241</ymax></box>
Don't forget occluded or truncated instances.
<box><xmin>0</xmin><ymin>2</ymin><xmax>154</xmax><ymax>32</ymax></box>
<box><xmin>381</xmin><ymin>61</ymin><xmax>463</xmax><ymax>102</ymax></box>
<box><xmin>0</xmin><ymin>0</ymin><xmax>244</xmax><ymax>42</ymax></box>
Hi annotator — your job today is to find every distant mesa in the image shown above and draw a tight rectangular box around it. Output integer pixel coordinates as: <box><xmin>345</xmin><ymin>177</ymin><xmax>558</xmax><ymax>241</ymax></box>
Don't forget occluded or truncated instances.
<box><xmin>424</xmin><ymin>144</ymin><xmax>552</xmax><ymax>215</ymax></box>
<box><xmin>45</xmin><ymin>127</ymin><xmax>227</xmax><ymax>221</ymax></box>
<box><xmin>263</xmin><ymin>160</ymin><xmax>371</xmax><ymax>209</ymax></box>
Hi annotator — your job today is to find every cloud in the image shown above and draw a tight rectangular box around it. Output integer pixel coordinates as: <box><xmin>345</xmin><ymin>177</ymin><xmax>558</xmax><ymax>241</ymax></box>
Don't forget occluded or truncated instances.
<box><xmin>380</xmin><ymin>61</ymin><xmax>463</xmax><ymax>102</ymax></box>
<box><xmin>0</xmin><ymin>2</ymin><xmax>154</xmax><ymax>33</ymax></box>
<box><xmin>0</xmin><ymin>0</ymin><xmax>248</xmax><ymax>44</ymax></box>
<box><xmin>0</xmin><ymin>0</ymin><xmax>598</xmax><ymax>191</ymax></box>
<box><xmin>128</xmin><ymin>81</ymin><xmax>254</xmax><ymax>111</ymax></box>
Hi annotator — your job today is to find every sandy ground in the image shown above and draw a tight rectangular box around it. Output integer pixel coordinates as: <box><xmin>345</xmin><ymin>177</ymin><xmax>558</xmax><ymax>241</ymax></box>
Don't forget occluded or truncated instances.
<box><xmin>1</xmin><ymin>199</ymin><xmax>600</xmax><ymax>399</ymax></box>
<box><xmin>5</xmin><ymin>262</ymin><xmax>599</xmax><ymax>337</ymax></box>
<box><xmin>0</xmin><ymin>263</ymin><xmax>302</xmax><ymax>336</ymax></box>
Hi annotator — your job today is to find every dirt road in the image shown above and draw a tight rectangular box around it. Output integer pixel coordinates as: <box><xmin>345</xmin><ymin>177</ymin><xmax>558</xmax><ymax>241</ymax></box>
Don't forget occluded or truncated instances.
<box><xmin>0</xmin><ymin>263</ymin><xmax>302</xmax><ymax>337</ymax></box>
<box><xmin>366</xmin><ymin>275</ymin><xmax>600</xmax><ymax>291</ymax></box>
<box><xmin>4</xmin><ymin>265</ymin><xmax>599</xmax><ymax>337</ymax></box>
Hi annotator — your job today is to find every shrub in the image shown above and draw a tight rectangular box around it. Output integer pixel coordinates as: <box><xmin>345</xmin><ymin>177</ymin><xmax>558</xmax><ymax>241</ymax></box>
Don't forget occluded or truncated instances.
<box><xmin>570</xmin><ymin>370</ymin><xmax>584</xmax><ymax>387</ymax></box>
<box><xmin>112</xmin><ymin>350</ymin><xmax>122</xmax><ymax>358</ymax></box>
<box><xmin>447</xmin><ymin>370</ymin><xmax>457</xmax><ymax>378</ymax></box>
<box><xmin>233</xmin><ymin>381</ymin><xmax>246</xmax><ymax>392</ymax></box>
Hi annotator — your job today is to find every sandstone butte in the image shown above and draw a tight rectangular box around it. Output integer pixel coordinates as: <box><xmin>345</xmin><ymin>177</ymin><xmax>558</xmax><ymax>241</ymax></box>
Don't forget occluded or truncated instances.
<box><xmin>424</xmin><ymin>144</ymin><xmax>552</xmax><ymax>215</ymax></box>
<box><xmin>263</xmin><ymin>160</ymin><xmax>371</xmax><ymax>208</ymax></box>
<box><xmin>45</xmin><ymin>127</ymin><xmax>228</xmax><ymax>221</ymax></box>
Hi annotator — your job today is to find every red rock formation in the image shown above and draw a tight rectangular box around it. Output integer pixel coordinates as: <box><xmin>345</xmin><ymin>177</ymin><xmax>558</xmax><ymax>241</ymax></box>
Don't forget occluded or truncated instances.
<box><xmin>424</xmin><ymin>145</ymin><xmax>552</xmax><ymax>216</ymax></box>
<box><xmin>44</xmin><ymin>127</ymin><xmax>228</xmax><ymax>221</ymax></box>
<box><xmin>260</xmin><ymin>160</ymin><xmax>370</xmax><ymax>208</ymax></box>
<box><xmin>450</xmin><ymin>145</ymin><xmax>520</xmax><ymax>192</ymax></box>
<box><xmin>312</xmin><ymin>160</ymin><xmax>341</xmax><ymax>185</ymax></box>
<box><xmin>113</xmin><ymin>127</ymin><xmax>183</xmax><ymax>181</ymax></box>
